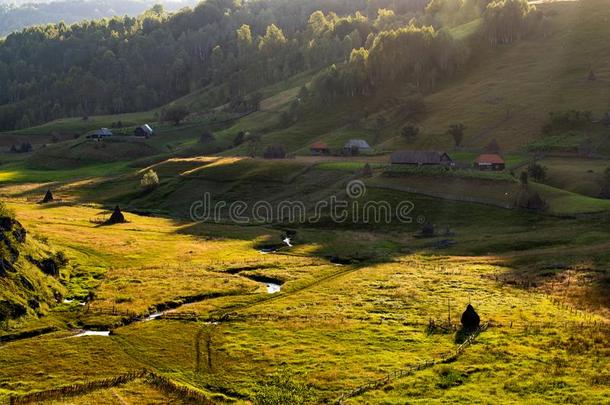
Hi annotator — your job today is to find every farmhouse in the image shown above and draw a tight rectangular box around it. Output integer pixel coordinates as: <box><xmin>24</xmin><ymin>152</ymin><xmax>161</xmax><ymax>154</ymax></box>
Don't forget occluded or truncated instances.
<box><xmin>86</xmin><ymin>128</ymin><xmax>112</xmax><ymax>139</ymax></box>
<box><xmin>310</xmin><ymin>141</ymin><xmax>330</xmax><ymax>156</ymax></box>
<box><xmin>475</xmin><ymin>154</ymin><xmax>505</xmax><ymax>171</ymax></box>
<box><xmin>390</xmin><ymin>150</ymin><xmax>453</xmax><ymax>166</ymax></box>
<box><xmin>343</xmin><ymin>139</ymin><xmax>372</xmax><ymax>154</ymax></box>
<box><xmin>134</xmin><ymin>124</ymin><xmax>154</xmax><ymax>138</ymax></box>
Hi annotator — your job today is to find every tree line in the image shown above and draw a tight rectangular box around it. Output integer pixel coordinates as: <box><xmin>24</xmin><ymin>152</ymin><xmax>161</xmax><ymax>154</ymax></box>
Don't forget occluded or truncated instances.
<box><xmin>0</xmin><ymin>0</ymin><xmax>541</xmax><ymax>131</ymax></box>
<box><xmin>309</xmin><ymin>0</ymin><xmax>541</xmax><ymax>105</ymax></box>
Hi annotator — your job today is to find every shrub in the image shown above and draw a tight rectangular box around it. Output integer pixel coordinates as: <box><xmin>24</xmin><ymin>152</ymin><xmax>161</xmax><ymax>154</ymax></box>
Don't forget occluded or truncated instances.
<box><xmin>233</xmin><ymin>131</ymin><xmax>246</xmax><ymax>146</ymax></box>
<box><xmin>140</xmin><ymin>169</ymin><xmax>160</xmax><ymax>191</ymax></box>
<box><xmin>447</xmin><ymin>123</ymin><xmax>466</xmax><ymax>147</ymax></box>
<box><xmin>527</xmin><ymin>162</ymin><xmax>547</xmax><ymax>182</ymax></box>
<box><xmin>200</xmin><ymin>130</ymin><xmax>215</xmax><ymax>143</ymax></box>
<box><xmin>401</xmin><ymin>123</ymin><xmax>419</xmax><ymax>143</ymax></box>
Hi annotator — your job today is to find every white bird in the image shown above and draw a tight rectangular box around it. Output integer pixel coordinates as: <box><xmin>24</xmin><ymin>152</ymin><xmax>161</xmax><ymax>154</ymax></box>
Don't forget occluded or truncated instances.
<box><xmin>283</xmin><ymin>237</ymin><xmax>293</xmax><ymax>247</ymax></box>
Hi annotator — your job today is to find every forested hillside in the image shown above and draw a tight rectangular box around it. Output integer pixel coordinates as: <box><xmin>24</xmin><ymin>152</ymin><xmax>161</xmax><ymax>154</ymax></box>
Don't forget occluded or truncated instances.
<box><xmin>0</xmin><ymin>0</ymin><xmax>540</xmax><ymax>131</ymax></box>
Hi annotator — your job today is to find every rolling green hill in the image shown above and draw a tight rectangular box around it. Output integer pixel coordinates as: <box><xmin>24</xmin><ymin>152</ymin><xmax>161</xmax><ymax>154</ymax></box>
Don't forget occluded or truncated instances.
<box><xmin>139</xmin><ymin>0</ymin><xmax>610</xmax><ymax>157</ymax></box>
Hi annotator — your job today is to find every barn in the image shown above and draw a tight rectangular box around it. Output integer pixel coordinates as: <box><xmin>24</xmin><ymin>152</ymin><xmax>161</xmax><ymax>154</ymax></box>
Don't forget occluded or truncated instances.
<box><xmin>475</xmin><ymin>154</ymin><xmax>505</xmax><ymax>171</ymax></box>
<box><xmin>134</xmin><ymin>124</ymin><xmax>154</xmax><ymax>138</ymax></box>
<box><xmin>86</xmin><ymin>128</ymin><xmax>113</xmax><ymax>140</ymax></box>
<box><xmin>390</xmin><ymin>151</ymin><xmax>453</xmax><ymax>166</ymax></box>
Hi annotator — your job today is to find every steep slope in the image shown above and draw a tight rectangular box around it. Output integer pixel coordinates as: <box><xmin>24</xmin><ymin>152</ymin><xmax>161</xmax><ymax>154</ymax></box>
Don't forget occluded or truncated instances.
<box><xmin>0</xmin><ymin>204</ymin><xmax>66</xmax><ymax>327</ymax></box>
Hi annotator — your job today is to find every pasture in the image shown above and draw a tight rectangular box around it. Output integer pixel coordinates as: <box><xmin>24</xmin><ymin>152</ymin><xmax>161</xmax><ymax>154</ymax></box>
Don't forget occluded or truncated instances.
<box><xmin>0</xmin><ymin>194</ymin><xmax>608</xmax><ymax>403</ymax></box>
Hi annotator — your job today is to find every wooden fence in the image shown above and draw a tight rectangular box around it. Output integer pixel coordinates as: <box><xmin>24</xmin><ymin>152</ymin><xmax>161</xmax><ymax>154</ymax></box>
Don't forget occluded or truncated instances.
<box><xmin>8</xmin><ymin>370</ymin><xmax>220</xmax><ymax>405</ymax></box>
<box><xmin>335</xmin><ymin>323</ymin><xmax>489</xmax><ymax>404</ymax></box>
<box><xmin>8</xmin><ymin>370</ymin><xmax>148</xmax><ymax>404</ymax></box>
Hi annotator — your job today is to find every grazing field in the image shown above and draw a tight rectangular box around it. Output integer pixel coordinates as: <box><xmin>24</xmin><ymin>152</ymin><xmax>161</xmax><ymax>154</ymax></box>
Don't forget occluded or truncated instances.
<box><xmin>541</xmin><ymin>157</ymin><xmax>610</xmax><ymax>198</ymax></box>
<box><xmin>3</xmin><ymin>112</ymin><xmax>156</xmax><ymax>138</ymax></box>
<box><xmin>2</xmin><ymin>0</ymin><xmax>610</xmax><ymax>403</ymax></box>
<box><xmin>0</xmin><ymin>189</ymin><xmax>608</xmax><ymax>403</ymax></box>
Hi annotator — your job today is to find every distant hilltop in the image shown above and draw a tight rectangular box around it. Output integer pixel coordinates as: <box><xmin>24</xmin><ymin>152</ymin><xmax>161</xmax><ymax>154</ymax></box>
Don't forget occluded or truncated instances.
<box><xmin>0</xmin><ymin>0</ymin><xmax>197</xmax><ymax>37</ymax></box>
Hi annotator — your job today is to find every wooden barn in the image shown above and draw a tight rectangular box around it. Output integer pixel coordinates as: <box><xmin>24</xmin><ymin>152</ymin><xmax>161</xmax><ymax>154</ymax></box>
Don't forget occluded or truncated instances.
<box><xmin>475</xmin><ymin>154</ymin><xmax>505</xmax><ymax>171</ymax></box>
<box><xmin>134</xmin><ymin>124</ymin><xmax>154</xmax><ymax>138</ymax></box>
<box><xmin>390</xmin><ymin>151</ymin><xmax>453</xmax><ymax>166</ymax></box>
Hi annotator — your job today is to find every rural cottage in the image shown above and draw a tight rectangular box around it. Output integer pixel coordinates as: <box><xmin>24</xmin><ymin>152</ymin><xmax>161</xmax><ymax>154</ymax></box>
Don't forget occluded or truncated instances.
<box><xmin>474</xmin><ymin>154</ymin><xmax>505</xmax><ymax>171</ymax></box>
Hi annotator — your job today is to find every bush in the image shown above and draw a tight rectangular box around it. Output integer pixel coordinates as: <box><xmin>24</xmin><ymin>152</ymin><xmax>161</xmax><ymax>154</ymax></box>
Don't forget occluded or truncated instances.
<box><xmin>447</xmin><ymin>123</ymin><xmax>466</xmax><ymax>147</ymax></box>
<box><xmin>401</xmin><ymin>123</ymin><xmax>419</xmax><ymax>143</ymax></box>
<box><xmin>199</xmin><ymin>130</ymin><xmax>215</xmax><ymax>143</ymax></box>
<box><xmin>527</xmin><ymin>162</ymin><xmax>547</xmax><ymax>182</ymax></box>
<box><xmin>140</xmin><ymin>169</ymin><xmax>160</xmax><ymax>191</ymax></box>
<box><xmin>233</xmin><ymin>131</ymin><xmax>246</xmax><ymax>146</ymax></box>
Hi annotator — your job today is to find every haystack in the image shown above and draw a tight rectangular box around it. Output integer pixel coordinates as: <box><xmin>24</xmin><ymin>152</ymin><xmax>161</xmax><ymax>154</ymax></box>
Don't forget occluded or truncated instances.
<box><xmin>106</xmin><ymin>206</ymin><xmax>126</xmax><ymax>224</ymax></box>
<box><xmin>461</xmin><ymin>304</ymin><xmax>480</xmax><ymax>330</ymax></box>
<box><xmin>41</xmin><ymin>189</ymin><xmax>54</xmax><ymax>203</ymax></box>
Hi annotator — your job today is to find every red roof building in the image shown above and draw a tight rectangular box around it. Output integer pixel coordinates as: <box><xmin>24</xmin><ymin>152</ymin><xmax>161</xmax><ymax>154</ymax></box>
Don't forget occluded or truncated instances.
<box><xmin>310</xmin><ymin>141</ymin><xmax>330</xmax><ymax>155</ymax></box>
<box><xmin>475</xmin><ymin>154</ymin><xmax>505</xmax><ymax>171</ymax></box>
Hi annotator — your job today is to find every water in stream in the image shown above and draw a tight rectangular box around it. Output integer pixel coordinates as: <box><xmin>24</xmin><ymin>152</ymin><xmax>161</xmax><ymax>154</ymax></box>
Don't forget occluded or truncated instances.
<box><xmin>73</xmin><ymin>330</ymin><xmax>110</xmax><ymax>337</ymax></box>
<box><xmin>266</xmin><ymin>282</ymin><xmax>281</xmax><ymax>294</ymax></box>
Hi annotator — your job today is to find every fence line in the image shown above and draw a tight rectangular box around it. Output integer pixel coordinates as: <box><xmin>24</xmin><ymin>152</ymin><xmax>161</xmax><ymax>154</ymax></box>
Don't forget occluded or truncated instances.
<box><xmin>8</xmin><ymin>370</ymin><xmax>148</xmax><ymax>404</ymax></box>
<box><xmin>7</xmin><ymin>370</ymin><xmax>219</xmax><ymax>405</ymax></box>
<box><xmin>146</xmin><ymin>373</ymin><xmax>217</xmax><ymax>404</ymax></box>
<box><xmin>335</xmin><ymin>323</ymin><xmax>489</xmax><ymax>404</ymax></box>
<box><xmin>156</xmin><ymin>310</ymin><xmax>610</xmax><ymax>330</ymax></box>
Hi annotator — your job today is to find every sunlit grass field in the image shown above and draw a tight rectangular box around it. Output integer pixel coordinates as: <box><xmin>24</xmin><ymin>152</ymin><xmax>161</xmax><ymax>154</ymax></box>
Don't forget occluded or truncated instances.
<box><xmin>0</xmin><ymin>199</ymin><xmax>608</xmax><ymax>403</ymax></box>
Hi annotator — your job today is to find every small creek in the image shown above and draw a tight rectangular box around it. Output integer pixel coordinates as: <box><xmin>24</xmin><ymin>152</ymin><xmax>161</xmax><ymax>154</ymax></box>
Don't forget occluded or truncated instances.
<box><xmin>72</xmin><ymin>330</ymin><xmax>110</xmax><ymax>337</ymax></box>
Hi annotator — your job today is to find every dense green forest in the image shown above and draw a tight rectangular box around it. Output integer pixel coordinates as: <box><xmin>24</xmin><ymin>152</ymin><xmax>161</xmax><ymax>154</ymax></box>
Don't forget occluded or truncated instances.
<box><xmin>0</xmin><ymin>0</ymin><xmax>540</xmax><ymax>131</ymax></box>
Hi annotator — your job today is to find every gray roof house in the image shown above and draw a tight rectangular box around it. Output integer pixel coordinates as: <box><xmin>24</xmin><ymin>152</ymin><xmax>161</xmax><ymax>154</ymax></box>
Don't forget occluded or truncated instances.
<box><xmin>86</xmin><ymin>128</ymin><xmax>113</xmax><ymax>139</ymax></box>
<box><xmin>343</xmin><ymin>139</ymin><xmax>372</xmax><ymax>151</ymax></box>
<box><xmin>390</xmin><ymin>151</ymin><xmax>453</xmax><ymax>165</ymax></box>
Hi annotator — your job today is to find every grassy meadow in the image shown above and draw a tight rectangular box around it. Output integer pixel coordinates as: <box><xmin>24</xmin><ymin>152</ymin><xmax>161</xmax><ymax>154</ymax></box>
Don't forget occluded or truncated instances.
<box><xmin>0</xmin><ymin>181</ymin><xmax>609</xmax><ymax>403</ymax></box>
<box><xmin>1</xmin><ymin>1</ymin><xmax>610</xmax><ymax>403</ymax></box>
